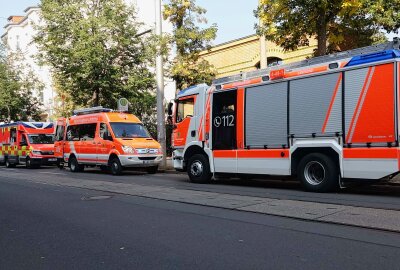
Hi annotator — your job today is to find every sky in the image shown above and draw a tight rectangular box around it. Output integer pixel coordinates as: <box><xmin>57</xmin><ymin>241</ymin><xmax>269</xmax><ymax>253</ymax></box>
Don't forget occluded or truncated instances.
<box><xmin>0</xmin><ymin>0</ymin><xmax>258</xmax><ymax>44</ymax></box>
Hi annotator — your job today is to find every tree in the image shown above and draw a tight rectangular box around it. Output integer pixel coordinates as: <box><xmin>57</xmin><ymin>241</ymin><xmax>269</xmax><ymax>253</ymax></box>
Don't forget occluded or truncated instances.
<box><xmin>0</xmin><ymin>46</ymin><xmax>43</xmax><ymax>122</ymax></box>
<box><xmin>163</xmin><ymin>0</ymin><xmax>218</xmax><ymax>91</ymax></box>
<box><xmin>255</xmin><ymin>0</ymin><xmax>400</xmax><ymax>56</ymax></box>
<box><xmin>36</xmin><ymin>0</ymin><xmax>156</xmax><ymax>112</ymax></box>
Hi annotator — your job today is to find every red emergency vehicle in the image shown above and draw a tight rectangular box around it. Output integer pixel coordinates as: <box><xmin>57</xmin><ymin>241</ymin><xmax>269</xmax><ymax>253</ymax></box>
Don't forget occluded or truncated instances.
<box><xmin>169</xmin><ymin>38</ymin><xmax>400</xmax><ymax>192</ymax></box>
<box><xmin>0</xmin><ymin>122</ymin><xmax>56</xmax><ymax>168</ymax></box>
<box><xmin>54</xmin><ymin>107</ymin><xmax>162</xmax><ymax>175</ymax></box>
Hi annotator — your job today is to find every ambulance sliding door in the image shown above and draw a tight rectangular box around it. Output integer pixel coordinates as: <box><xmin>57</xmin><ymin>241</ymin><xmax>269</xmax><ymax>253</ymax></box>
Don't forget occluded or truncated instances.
<box><xmin>212</xmin><ymin>90</ymin><xmax>237</xmax><ymax>173</ymax></box>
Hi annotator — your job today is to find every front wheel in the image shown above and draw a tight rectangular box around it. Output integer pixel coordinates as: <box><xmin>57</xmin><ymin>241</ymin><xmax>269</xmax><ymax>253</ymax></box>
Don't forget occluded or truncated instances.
<box><xmin>69</xmin><ymin>156</ymin><xmax>84</xmax><ymax>172</ymax></box>
<box><xmin>187</xmin><ymin>154</ymin><xmax>212</xmax><ymax>184</ymax></box>
<box><xmin>109</xmin><ymin>158</ymin><xmax>123</xmax><ymax>176</ymax></box>
<box><xmin>297</xmin><ymin>153</ymin><xmax>339</xmax><ymax>192</ymax></box>
<box><xmin>5</xmin><ymin>159</ymin><xmax>16</xmax><ymax>168</ymax></box>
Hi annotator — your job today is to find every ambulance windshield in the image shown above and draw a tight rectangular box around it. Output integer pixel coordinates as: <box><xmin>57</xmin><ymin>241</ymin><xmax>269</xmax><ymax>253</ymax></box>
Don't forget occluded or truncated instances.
<box><xmin>110</xmin><ymin>123</ymin><xmax>151</xmax><ymax>139</ymax></box>
<box><xmin>28</xmin><ymin>134</ymin><xmax>54</xmax><ymax>144</ymax></box>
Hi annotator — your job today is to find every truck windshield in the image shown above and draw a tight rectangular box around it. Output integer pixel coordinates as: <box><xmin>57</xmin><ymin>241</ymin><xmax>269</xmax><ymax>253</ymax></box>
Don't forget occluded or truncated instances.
<box><xmin>28</xmin><ymin>134</ymin><xmax>54</xmax><ymax>144</ymax></box>
<box><xmin>110</xmin><ymin>123</ymin><xmax>151</xmax><ymax>139</ymax></box>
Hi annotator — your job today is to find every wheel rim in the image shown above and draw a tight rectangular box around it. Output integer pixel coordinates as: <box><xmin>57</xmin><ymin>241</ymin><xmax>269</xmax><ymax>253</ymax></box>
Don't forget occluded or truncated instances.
<box><xmin>304</xmin><ymin>161</ymin><xmax>326</xmax><ymax>186</ymax></box>
<box><xmin>71</xmin><ymin>160</ymin><xmax>76</xmax><ymax>171</ymax></box>
<box><xmin>112</xmin><ymin>162</ymin><xmax>119</xmax><ymax>173</ymax></box>
<box><xmin>190</xmin><ymin>160</ymin><xmax>203</xmax><ymax>177</ymax></box>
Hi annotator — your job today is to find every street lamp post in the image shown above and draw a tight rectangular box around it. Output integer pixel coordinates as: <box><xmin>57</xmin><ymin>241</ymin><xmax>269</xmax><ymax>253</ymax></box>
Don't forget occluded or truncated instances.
<box><xmin>155</xmin><ymin>0</ymin><xmax>167</xmax><ymax>170</ymax></box>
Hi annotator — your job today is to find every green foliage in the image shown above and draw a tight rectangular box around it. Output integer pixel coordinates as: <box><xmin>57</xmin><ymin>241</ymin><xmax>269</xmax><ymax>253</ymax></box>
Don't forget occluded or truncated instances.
<box><xmin>255</xmin><ymin>0</ymin><xmax>398</xmax><ymax>56</ymax></box>
<box><xmin>36</xmin><ymin>0</ymin><xmax>157</xmax><ymax>123</ymax></box>
<box><xmin>163</xmin><ymin>0</ymin><xmax>217</xmax><ymax>90</ymax></box>
<box><xmin>0</xmin><ymin>47</ymin><xmax>43</xmax><ymax>122</ymax></box>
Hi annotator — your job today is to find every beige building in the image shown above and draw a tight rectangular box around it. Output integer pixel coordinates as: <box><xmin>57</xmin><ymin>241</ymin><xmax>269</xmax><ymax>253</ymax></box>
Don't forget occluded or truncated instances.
<box><xmin>200</xmin><ymin>34</ymin><xmax>318</xmax><ymax>78</ymax></box>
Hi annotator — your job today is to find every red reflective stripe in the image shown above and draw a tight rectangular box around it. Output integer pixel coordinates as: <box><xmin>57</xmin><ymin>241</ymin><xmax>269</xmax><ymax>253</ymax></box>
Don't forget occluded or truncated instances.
<box><xmin>346</xmin><ymin>67</ymin><xmax>373</xmax><ymax>143</ymax></box>
<box><xmin>322</xmin><ymin>73</ymin><xmax>342</xmax><ymax>133</ymax></box>
<box><xmin>237</xmin><ymin>149</ymin><xmax>289</xmax><ymax>158</ymax></box>
<box><xmin>343</xmin><ymin>148</ymin><xmax>397</xmax><ymax>159</ymax></box>
<box><xmin>213</xmin><ymin>150</ymin><xmax>236</xmax><ymax>158</ymax></box>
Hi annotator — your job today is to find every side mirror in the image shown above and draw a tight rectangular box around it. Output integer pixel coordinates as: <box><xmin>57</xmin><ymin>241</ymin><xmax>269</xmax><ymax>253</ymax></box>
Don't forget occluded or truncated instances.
<box><xmin>106</xmin><ymin>135</ymin><xmax>113</xmax><ymax>141</ymax></box>
<box><xmin>167</xmin><ymin>102</ymin><xmax>173</xmax><ymax>116</ymax></box>
<box><xmin>20</xmin><ymin>142</ymin><xmax>27</xmax><ymax>147</ymax></box>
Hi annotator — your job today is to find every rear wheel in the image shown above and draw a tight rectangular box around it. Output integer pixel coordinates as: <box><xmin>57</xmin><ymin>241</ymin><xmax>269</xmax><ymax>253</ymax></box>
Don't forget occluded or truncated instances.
<box><xmin>187</xmin><ymin>154</ymin><xmax>212</xmax><ymax>184</ymax></box>
<box><xmin>146</xmin><ymin>166</ymin><xmax>158</xmax><ymax>174</ymax></box>
<box><xmin>297</xmin><ymin>153</ymin><xmax>339</xmax><ymax>192</ymax></box>
<box><xmin>109</xmin><ymin>158</ymin><xmax>123</xmax><ymax>176</ymax></box>
<box><xmin>69</xmin><ymin>156</ymin><xmax>84</xmax><ymax>172</ymax></box>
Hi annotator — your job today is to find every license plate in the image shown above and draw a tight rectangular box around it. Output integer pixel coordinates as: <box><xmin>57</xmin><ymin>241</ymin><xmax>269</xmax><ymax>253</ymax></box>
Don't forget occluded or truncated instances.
<box><xmin>143</xmin><ymin>160</ymin><xmax>153</xmax><ymax>164</ymax></box>
<box><xmin>48</xmin><ymin>158</ymin><xmax>57</xmax><ymax>162</ymax></box>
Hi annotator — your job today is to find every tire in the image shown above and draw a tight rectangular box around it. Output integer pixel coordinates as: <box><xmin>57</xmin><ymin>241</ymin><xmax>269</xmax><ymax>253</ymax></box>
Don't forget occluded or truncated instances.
<box><xmin>57</xmin><ymin>159</ymin><xmax>64</xmax><ymax>170</ymax></box>
<box><xmin>109</xmin><ymin>157</ymin><xmax>123</xmax><ymax>176</ymax></box>
<box><xmin>26</xmin><ymin>157</ymin><xmax>32</xmax><ymax>169</ymax></box>
<box><xmin>187</xmin><ymin>154</ymin><xmax>212</xmax><ymax>184</ymax></box>
<box><xmin>146</xmin><ymin>166</ymin><xmax>158</xmax><ymax>174</ymax></box>
<box><xmin>69</xmin><ymin>156</ymin><xmax>84</xmax><ymax>172</ymax></box>
<box><xmin>297</xmin><ymin>153</ymin><xmax>339</xmax><ymax>192</ymax></box>
<box><xmin>5</xmin><ymin>159</ymin><xmax>16</xmax><ymax>168</ymax></box>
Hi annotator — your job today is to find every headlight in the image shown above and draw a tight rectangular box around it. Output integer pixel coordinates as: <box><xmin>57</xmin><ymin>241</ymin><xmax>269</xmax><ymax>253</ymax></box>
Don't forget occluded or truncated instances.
<box><xmin>32</xmin><ymin>150</ymin><xmax>41</xmax><ymax>155</ymax></box>
<box><xmin>122</xmin><ymin>145</ymin><xmax>135</xmax><ymax>154</ymax></box>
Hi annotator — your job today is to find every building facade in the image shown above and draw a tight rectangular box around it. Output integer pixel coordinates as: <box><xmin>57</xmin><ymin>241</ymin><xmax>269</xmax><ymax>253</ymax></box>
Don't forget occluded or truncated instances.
<box><xmin>1</xmin><ymin>7</ymin><xmax>54</xmax><ymax>120</ymax></box>
<box><xmin>200</xmin><ymin>34</ymin><xmax>318</xmax><ymax>78</ymax></box>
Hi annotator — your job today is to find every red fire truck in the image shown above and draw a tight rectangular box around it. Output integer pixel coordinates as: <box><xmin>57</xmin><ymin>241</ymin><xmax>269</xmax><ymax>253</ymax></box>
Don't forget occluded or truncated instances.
<box><xmin>169</xmin><ymin>38</ymin><xmax>400</xmax><ymax>192</ymax></box>
<box><xmin>0</xmin><ymin>122</ymin><xmax>56</xmax><ymax>168</ymax></box>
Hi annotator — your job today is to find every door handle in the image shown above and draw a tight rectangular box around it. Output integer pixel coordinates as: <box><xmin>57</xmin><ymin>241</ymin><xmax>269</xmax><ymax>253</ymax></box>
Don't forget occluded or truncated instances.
<box><xmin>191</xmin><ymin>130</ymin><xmax>196</xmax><ymax>137</ymax></box>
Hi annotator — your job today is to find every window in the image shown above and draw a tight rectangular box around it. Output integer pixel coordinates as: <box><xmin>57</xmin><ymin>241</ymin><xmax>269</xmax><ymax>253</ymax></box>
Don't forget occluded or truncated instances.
<box><xmin>28</xmin><ymin>134</ymin><xmax>54</xmax><ymax>144</ymax></box>
<box><xmin>55</xmin><ymin>125</ymin><xmax>65</xmax><ymax>141</ymax></box>
<box><xmin>21</xmin><ymin>134</ymin><xmax>27</xmax><ymax>145</ymax></box>
<box><xmin>99</xmin><ymin>123</ymin><xmax>112</xmax><ymax>140</ymax></box>
<box><xmin>176</xmin><ymin>98</ymin><xmax>194</xmax><ymax>123</ymax></box>
<box><xmin>110</xmin><ymin>123</ymin><xmax>150</xmax><ymax>139</ymax></box>
<box><xmin>66</xmin><ymin>124</ymin><xmax>96</xmax><ymax>141</ymax></box>
<box><xmin>10</xmin><ymin>128</ymin><xmax>17</xmax><ymax>143</ymax></box>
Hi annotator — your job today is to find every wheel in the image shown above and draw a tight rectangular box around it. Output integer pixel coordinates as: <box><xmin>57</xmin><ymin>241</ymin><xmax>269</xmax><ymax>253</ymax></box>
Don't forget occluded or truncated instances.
<box><xmin>187</xmin><ymin>154</ymin><xmax>212</xmax><ymax>184</ymax></box>
<box><xmin>109</xmin><ymin>157</ymin><xmax>123</xmax><ymax>176</ymax></box>
<box><xmin>146</xmin><ymin>166</ymin><xmax>158</xmax><ymax>174</ymax></box>
<box><xmin>26</xmin><ymin>157</ymin><xmax>32</xmax><ymax>169</ymax></box>
<box><xmin>69</xmin><ymin>156</ymin><xmax>84</xmax><ymax>172</ymax></box>
<box><xmin>5</xmin><ymin>159</ymin><xmax>16</xmax><ymax>168</ymax></box>
<box><xmin>100</xmin><ymin>165</ymin><xmax>109</xmax><ymax>173</ymax></box>
<box><xmin>297</xmin><ymin>153</ymin><xmax>339</xmax><ymax>192</ymax></box>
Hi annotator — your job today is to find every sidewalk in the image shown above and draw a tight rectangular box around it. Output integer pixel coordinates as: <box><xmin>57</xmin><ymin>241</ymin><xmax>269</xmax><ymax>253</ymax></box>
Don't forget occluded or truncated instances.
<box><xmin>3</xmin><ymin>169</ymin><xmax>400</xmax><ymax>233</ymax></box>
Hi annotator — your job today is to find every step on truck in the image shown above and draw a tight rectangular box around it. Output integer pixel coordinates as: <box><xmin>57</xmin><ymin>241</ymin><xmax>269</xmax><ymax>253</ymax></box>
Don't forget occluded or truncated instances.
<box><xmin>168</xmin><ymin>38</ymin><xmax>400</xmax><ymax>192</ymax></box>
<box><xmin>0</xmin><ymin>122</ymin><xmax>56</xmax><ymax>168</ymax></box>
<box><xmin>54</xmin><ymin>107</ymin><xmax>162</xmax><ymax>175</ymax></box>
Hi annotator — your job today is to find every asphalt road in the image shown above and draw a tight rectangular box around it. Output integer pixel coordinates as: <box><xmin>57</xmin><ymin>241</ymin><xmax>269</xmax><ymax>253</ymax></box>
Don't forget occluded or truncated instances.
<box><xmin>3</xmin><ymin>166</ymin><xmax>400</xmax><ymax>210</ymax></box>
<box><xmin>1</xmin><ymin>173</ymin><xmax>400</xmax><ymax>269</ymax></box>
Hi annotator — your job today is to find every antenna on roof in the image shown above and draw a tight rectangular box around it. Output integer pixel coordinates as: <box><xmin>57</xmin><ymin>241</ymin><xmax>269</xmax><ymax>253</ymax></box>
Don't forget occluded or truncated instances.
<box><xmin>73</xmin><ymin>106</ymin><xmax>112</xmax><ymax>116</ymax></box>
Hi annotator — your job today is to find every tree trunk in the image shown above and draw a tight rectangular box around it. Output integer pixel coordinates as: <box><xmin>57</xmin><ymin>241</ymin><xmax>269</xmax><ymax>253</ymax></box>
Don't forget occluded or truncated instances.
<box><xmin>316</xmin><ymin>15</ymin><xmax>327</xmax><ymax>56</ymax></box>
<box><xmin>91</xmin><ymin>89</ymin><xmax>100</xmax><ymax>107</ymax></box>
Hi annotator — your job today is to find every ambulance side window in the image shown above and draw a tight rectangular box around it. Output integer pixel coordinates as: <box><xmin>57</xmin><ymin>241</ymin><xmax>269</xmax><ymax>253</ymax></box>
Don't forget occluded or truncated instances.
<box><xmin>176</xmin><ymin>98</ymin><xmax>194</xmax><ymax>123</ymax></box>
<box><xmin>99</xmin><ymin>123</ymin><xmax>112</xmax><ymax>141</ymax></box>
<box><xmin>79</xmin><ymin>124</ymin><xmax>96</xmax><ymax>141</ymax></box>
<box><xmin>66</xmin><ymin>125</ymin><xmax>80</xmax><ymax>141</ymax></box>
<box><xmin>212</xmin><ymin>90</ymin><xmax>237</xmax><ymax>150</ymax></box>
<box><xmin>20</xmin><ymin>134</ymin><xmax>27</xmax><ymax>146</ymax></box>
<box><xmin>10</xmin><ymin>128</ymin><xmax>17</xmax><ymax>143</ymax></box>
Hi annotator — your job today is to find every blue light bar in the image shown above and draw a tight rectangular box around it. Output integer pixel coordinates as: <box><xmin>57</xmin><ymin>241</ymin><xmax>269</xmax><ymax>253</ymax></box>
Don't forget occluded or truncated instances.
<box><xmin>345</xmin><ymin>50</ymin><xmax>400</xmax><ymax>67</ymax></box>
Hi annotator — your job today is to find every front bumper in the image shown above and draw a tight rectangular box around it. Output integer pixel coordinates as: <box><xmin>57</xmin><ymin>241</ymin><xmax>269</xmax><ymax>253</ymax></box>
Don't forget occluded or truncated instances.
<box><xmin>30</xmin><ymin>157</ymin><xmax>58</xmax><ymax>165</ymax></box>
<box><xmin>119</xmin><ymin>155</ymin><xmax>162</xmax><ymax>167</ymax></box>
<box><xmin>172</xmin><ymin>149</ymin><xmax>184</xmax><ymax>170</ymax></box>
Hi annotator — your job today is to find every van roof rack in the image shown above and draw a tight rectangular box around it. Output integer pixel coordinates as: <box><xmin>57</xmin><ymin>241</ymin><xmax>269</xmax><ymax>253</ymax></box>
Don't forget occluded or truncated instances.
<box><xmin>212</xmin><ymin>38</ymin><xmax>400</xmax><ymax>86</ymax></box>
<box><xmin>73</xmin><ymin>106</ymin><xmax>113</xmax><ymax>116</ymax></box>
